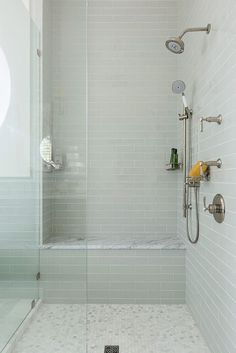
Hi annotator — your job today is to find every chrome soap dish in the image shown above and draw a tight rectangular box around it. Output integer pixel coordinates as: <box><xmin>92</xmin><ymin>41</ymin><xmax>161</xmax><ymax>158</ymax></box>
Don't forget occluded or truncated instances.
<box><xmin>165</xmin><ymin>163</ymin><xmax>182</xmax><ymax>171</ymax></box>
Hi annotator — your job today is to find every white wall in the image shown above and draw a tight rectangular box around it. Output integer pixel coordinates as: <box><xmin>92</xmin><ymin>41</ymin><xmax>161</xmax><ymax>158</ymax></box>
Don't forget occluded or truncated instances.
<box><xmin>177</xmin><ymin>1</ymin><xmax>236</xmax><ymax>352</ymax></box>
<box><xmin>87</xmin><ymin>0</ymin><xmax>179</xmax><ymax>241</ymax></box>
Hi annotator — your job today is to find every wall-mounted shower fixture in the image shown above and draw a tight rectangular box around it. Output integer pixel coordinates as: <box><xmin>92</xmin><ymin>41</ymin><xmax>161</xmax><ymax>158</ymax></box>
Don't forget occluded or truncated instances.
<box><xmin>172</xmin><ymin>80</ymin><xmax>192</xmax><ymax>120</ymax></box>
<box><xmin>40</xmin><ymin>136</ymin><xmax>63</xmax><ymax>171</ymax></box>
<box><xmin>203</xmin><ymin>194</ymin><xmax>225</xmax><ymax>223</ymax></box>
<box><xmin>172</xmin><ymin>80</ymin><xmax>223</xmax><ymax>243</ymax></box>
<box><xmin>165</xmin><ymin>24</ymin><xmax>211</xmax><ymax>54</ymax></box>
<box><xmin>200</xmin><ymin>114</ymin><xmax>223</xmax><ymax>132</ymax></box>
<box><xmin>199</xmin><ymin>158</ymin><xmax>222</xmax><ymax>181</ymax></box>
<box><xmin>202</xmin><ymin>159</ymin><xmax>222</xmax><ymax>169</ymax></box>
<box><xmin>186</xmin><ymin>159</ymin><xmax>222</xmax><ymax>187</ymax></box>
<box><xmin>172</xmin><ymin>80</ymin><xmax>192</xmax><ymax>217</ymax></box>
<box><xmin>172</xmin><ymin>80</ymin><xmax>201</xmax><ymax>243</ymax></box>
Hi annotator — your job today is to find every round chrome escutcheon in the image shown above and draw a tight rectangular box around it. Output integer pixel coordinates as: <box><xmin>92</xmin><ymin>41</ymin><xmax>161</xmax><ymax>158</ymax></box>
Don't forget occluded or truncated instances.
<box><xmin>213</xmin><ymin>194</ymin><xmax>225</xmax><ymax>223</ymax></box>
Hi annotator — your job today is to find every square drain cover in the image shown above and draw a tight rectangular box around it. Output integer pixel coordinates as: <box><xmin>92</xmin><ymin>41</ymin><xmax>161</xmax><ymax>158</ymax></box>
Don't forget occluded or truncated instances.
<box><xmin>104</xmin><ymin>346</ymin><xmax>119</xmax><ymax>353</ymax></box>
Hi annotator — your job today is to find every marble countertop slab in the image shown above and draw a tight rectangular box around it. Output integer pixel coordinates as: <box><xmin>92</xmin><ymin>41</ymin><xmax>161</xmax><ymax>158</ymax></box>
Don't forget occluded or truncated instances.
<box><xmin>42</xmin><ymin>235</ymin><xmax>186</xmax><ymax>250</ymax></box>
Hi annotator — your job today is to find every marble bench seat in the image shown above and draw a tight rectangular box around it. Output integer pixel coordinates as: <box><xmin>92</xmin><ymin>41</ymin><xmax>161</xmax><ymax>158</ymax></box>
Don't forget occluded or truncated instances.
<box><xmin>42</xmin><ymin>234</ymin><xmax>186</xmax><ymax>250</ymax></box>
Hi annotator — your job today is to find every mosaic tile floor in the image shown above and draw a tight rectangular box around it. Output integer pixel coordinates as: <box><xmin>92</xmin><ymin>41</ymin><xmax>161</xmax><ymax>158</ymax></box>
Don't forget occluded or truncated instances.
<box><xmin>13</xmin><ymin>304</ymin><xmax>211</xmax><ymax>353</ymax></box>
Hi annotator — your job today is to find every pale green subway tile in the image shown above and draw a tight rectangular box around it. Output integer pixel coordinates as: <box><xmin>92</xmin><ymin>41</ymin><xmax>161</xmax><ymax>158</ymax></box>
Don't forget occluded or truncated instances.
<box><xmin>133</xmin><ymin>265</ymin><xmax>161</xmax><ymax>275</ymax></box>
<box><xmin>148</xmin><ymin>256</ymin><xmax>185</xmax><ymax>265</ymax></box>
<box><xmin>160</xmin><ymin>250</ymin><xmax>185</xmax><ymax>256</ymax></box>
<box><xmin>108</xmin><ymin>265</ymin><xmax>136</xmax><ymax>274</ymax></box>
<box><xmin>41</xmin><ymin>273</ymin><xmax>86</xmax><ymax>281</ymax></box>
<box><xmin>87</xmin><ymin>264</ymin><xmax>109</xmax><ymax>274</ymax></box>
<box><xmin>161</xmin><ymin>282</ymin><xmax>185</xmax><ymax>291</ymax></box>
<box><xmin>160</xmin><ymin>265</ymin><xmax>185</xmax><ymax>274</ymax></box>
<box><xmin>88</xmin><ymin>290</ymin><xmax>110</xmax><ymax>299</ymax></box>
<box><xmin>160</xmin><ymin>290</ymin><xmax>185</xmax><ymax>299</ymax></box>
<box><xmin>108</xmin><ymin>282</ymin><xmax>136</xmax><ymax>291</ymax></box>
<box><xmin>41</xmin><ymin>281</ymin><xmax>86</xmax><ymax>290</ymax></box>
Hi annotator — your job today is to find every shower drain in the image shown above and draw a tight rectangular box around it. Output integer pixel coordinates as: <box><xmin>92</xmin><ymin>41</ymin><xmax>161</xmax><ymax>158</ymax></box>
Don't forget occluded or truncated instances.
<box><xmin>104</xmin><ymin>346</ymin><xmax>119</xmax><ymax>353</ymax></box>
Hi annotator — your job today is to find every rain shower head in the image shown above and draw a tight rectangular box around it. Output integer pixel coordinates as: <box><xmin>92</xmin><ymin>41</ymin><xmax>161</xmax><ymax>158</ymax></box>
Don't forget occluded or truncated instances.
<box><xmin>165</xmin><ymin>24</ymin><xmax>211</xmax><ymax>54</ymax></box>
<box><xmin>166</xmin><ymin>37</ymin><xmax>184</xmax><ymax>54</ymax></box>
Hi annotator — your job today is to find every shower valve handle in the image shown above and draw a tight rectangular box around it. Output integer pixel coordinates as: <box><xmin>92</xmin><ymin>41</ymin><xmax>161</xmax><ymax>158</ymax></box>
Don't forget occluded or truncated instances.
<box><xmin>203</xmin><ymin>194</ymin><xmax>226</xmax><ymax>223</ymax></box>
<box><xmin>203</xmin><ymin>196</ymin><xmax>209</xmax><ymax>212</ymax></box>
<box><xmin>203</xmin><ymin>196</ymin><xmax>223</xmax><ymax>214</ymax></box>
<box><xmin>203</xmin><ymin>196</ymin><xmax>216</xmax><ymax>214</ymax></box>
<box><xmin>200</xmin><ymin>114</ymin><xmax>222</xmax><ymax>132</ymax></box>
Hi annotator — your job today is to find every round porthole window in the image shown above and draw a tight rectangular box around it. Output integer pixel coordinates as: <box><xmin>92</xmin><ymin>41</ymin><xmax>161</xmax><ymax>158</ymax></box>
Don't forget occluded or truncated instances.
<box><xmin>0</xmin><ymin>47</ymin><xmax>11</xmax><ymax>127</ymax></box>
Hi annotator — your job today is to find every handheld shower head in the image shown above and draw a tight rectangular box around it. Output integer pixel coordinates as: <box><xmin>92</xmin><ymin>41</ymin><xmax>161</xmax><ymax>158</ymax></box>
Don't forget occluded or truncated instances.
<box><xmin>172</xmin><ymin>80</ymin><xmax>188</xmax><ymax>109</ymax></box>
<box><xmin>165</xmin><ymin>24</ymin><xmax>211</xmax><ymax>54</ymax></box>
<box><xmin>172</xmin><ymin>80</ymin><xmax>186</xmax><ymax>94</ymax></box>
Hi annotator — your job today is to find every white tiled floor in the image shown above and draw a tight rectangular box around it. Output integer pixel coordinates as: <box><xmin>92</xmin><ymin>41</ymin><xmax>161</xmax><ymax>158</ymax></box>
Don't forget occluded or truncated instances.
<box><xmin>13</xmin><ymin>304</ymin><xmax>211</xmax><ymax>353</ymax></box>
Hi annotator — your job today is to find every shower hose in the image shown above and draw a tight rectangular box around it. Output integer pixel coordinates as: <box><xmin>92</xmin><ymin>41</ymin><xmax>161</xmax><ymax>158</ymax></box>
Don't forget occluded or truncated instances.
<box><xmin>186</xmin><ymin>185</ymin><xmax>200</xmax><ymax>244</ymax></box>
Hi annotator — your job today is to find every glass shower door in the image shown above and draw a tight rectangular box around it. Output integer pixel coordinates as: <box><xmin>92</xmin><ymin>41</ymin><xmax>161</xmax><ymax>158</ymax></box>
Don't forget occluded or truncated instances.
<box><xmin>0</xmin><ymin>1</ymin><xmax>40</xmax><ymax>350</ymax></box>
<box><xmin>40</xmin><ymin>0</ymin><xmax>87</xmax><ymax>352</ymax></box>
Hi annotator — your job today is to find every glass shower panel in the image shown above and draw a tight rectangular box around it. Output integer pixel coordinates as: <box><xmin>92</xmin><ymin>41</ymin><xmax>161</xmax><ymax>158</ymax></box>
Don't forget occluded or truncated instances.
<box><xmin>42</xmin><ymin>0</ymin><xmax>87</xmax><ymax>247</ymax></box>
<box><xmin>0</xmin><ymin>1</ymin><xmax>40</xmax><ymax>351</ymax></box>
<box><xmin>41</xmin><ymin>1</ymin><xmax>87</xmax><ymax>352</ymax></box>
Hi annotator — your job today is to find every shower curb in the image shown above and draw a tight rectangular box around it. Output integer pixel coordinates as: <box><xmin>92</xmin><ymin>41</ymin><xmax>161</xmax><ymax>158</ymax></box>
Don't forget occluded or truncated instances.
<box><xmin>2</xmin><ymin>300</ymin><xmax>42</xmax><ymax>353</ymax></box>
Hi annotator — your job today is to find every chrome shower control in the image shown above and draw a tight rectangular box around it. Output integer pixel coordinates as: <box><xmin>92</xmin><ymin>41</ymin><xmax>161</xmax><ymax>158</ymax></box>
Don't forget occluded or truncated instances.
<box><xmin>204</xmin><ymin>158</ymin><xmax>222</xmax><ymax>168</ymax></box>
<box><xmin>200</xmin><ymin>114</ymin><xmax>222</xmax><ymax>132</ymax></box>
<box><xmin>199</xmin><ymin>159</ymin><xmax>222</xmax><ymax>181</ymax></box>
<box><xmin>203</xmin><ymin>194</ymin><xmax>225</xmax><ymax>223</ymax></box>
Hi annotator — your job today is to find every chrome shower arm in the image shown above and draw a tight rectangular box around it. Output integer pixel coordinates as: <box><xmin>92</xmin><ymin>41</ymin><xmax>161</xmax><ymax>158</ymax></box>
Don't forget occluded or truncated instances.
<box><xmin>179</xmin><ymin>24</ymin><xmax>211</xmax><ymax>39</ymax></box>
<box><xmin>203</xmin><ymin>159</ymin><xmax>222</xmax><ymax>168</ymax></box>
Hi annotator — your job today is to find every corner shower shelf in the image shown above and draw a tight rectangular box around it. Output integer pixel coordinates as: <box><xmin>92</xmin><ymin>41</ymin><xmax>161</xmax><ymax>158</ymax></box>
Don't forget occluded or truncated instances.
<box><xmin>165</xmin><ymin>163</ymin><xmax>182</xmax><ymax>171</ymax></box>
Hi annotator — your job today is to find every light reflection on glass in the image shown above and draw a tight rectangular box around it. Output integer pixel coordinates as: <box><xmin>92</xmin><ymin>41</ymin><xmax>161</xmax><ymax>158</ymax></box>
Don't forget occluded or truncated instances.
<box><xmin>0</xmin><ymin>47</ymin><xmax>11</xmax><ymax>127</ymax></box>
<box><xmin>22</xmin><ymin>0</ymin><xmax>30</xmax><ymax>12</ymax></box>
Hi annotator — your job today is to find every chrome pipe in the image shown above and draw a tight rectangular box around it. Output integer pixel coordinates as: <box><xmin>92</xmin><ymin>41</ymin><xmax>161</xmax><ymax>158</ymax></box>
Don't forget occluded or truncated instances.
<box><xmin>183</xmin><ymin>110</ymin><xmax>187</xmax><ymax>218</ymax></box>
<box><xmin>204</xmin><ymin>159</ymin><xmax>222</xmax><ymax>168</ymax></box>
<box><xmin>181</xmin><ymin>107</ymin><xmax>192</xmax><ymax>217</ymax></box>
<box><xmin>179</xmin><ymin>24</ymin><xmax>211</xmax><ymax>39</ymax></box>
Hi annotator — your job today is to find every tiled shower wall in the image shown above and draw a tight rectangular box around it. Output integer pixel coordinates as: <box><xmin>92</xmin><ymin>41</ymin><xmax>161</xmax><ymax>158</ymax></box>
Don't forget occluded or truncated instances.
<box><xmin>87</xmin><ymin>0</ymin><xmax>179</xmax><ymax>241</ymax></box>
<box><xmin>177</xmin><ymin>1</ymin><xmax>236</xmax><ymax>352</ymax></box>
<box><xmin>40</xmin><ymin>249</ymin><xmax>185</xmax><ymax>304</ymax></box>
<box><xmin>42</xmin><ymin>0</ymin><xmax>87</xmax><ymax>242</ymax></box>
<box><xmin>43</xmin><ymin>0</ymin><xmax>180</xmax><ymax>243</ymax></box>
<box><xmin>40</xmin><ymin>0</ymin><xmax>185</xmax><ymax>305</ymax></box>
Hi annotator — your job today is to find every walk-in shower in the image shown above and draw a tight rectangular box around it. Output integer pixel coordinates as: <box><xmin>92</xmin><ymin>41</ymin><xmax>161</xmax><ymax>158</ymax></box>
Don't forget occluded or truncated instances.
<box><xmin>1</xmin><ymin>2</ymin><xmax>236</xmax><ymax>353</ymax></box>
<box><xmin>165</xmin><ymin>24</ymin><xmax>211</xmax><ymax>53</ymax></box>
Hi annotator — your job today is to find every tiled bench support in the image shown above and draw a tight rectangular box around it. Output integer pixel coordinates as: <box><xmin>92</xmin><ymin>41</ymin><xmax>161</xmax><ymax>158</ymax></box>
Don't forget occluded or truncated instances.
<box><xmin>40</xmin><ymin>247</ymin><xmax>186</xmax><ymax>304</ymax></box>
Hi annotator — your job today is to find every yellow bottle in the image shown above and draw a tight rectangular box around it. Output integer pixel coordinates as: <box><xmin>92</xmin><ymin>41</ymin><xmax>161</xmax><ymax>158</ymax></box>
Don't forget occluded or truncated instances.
<box><xmin>189</xmin><ymin>161</ymin><xmax>208</xmax><ymax>178</ymax></box>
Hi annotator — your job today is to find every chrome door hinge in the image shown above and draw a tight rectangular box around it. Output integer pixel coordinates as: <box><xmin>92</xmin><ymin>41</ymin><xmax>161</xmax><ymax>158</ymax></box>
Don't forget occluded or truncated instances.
<box><xmin>36</xmin><ymin>272</ymin><xmax>41</xmax><ymax>280</ymax></box>
<box><xmin>37</xmin><ymin>49</ymin><xmax>41</xmax><ymax>57</ymax></box>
